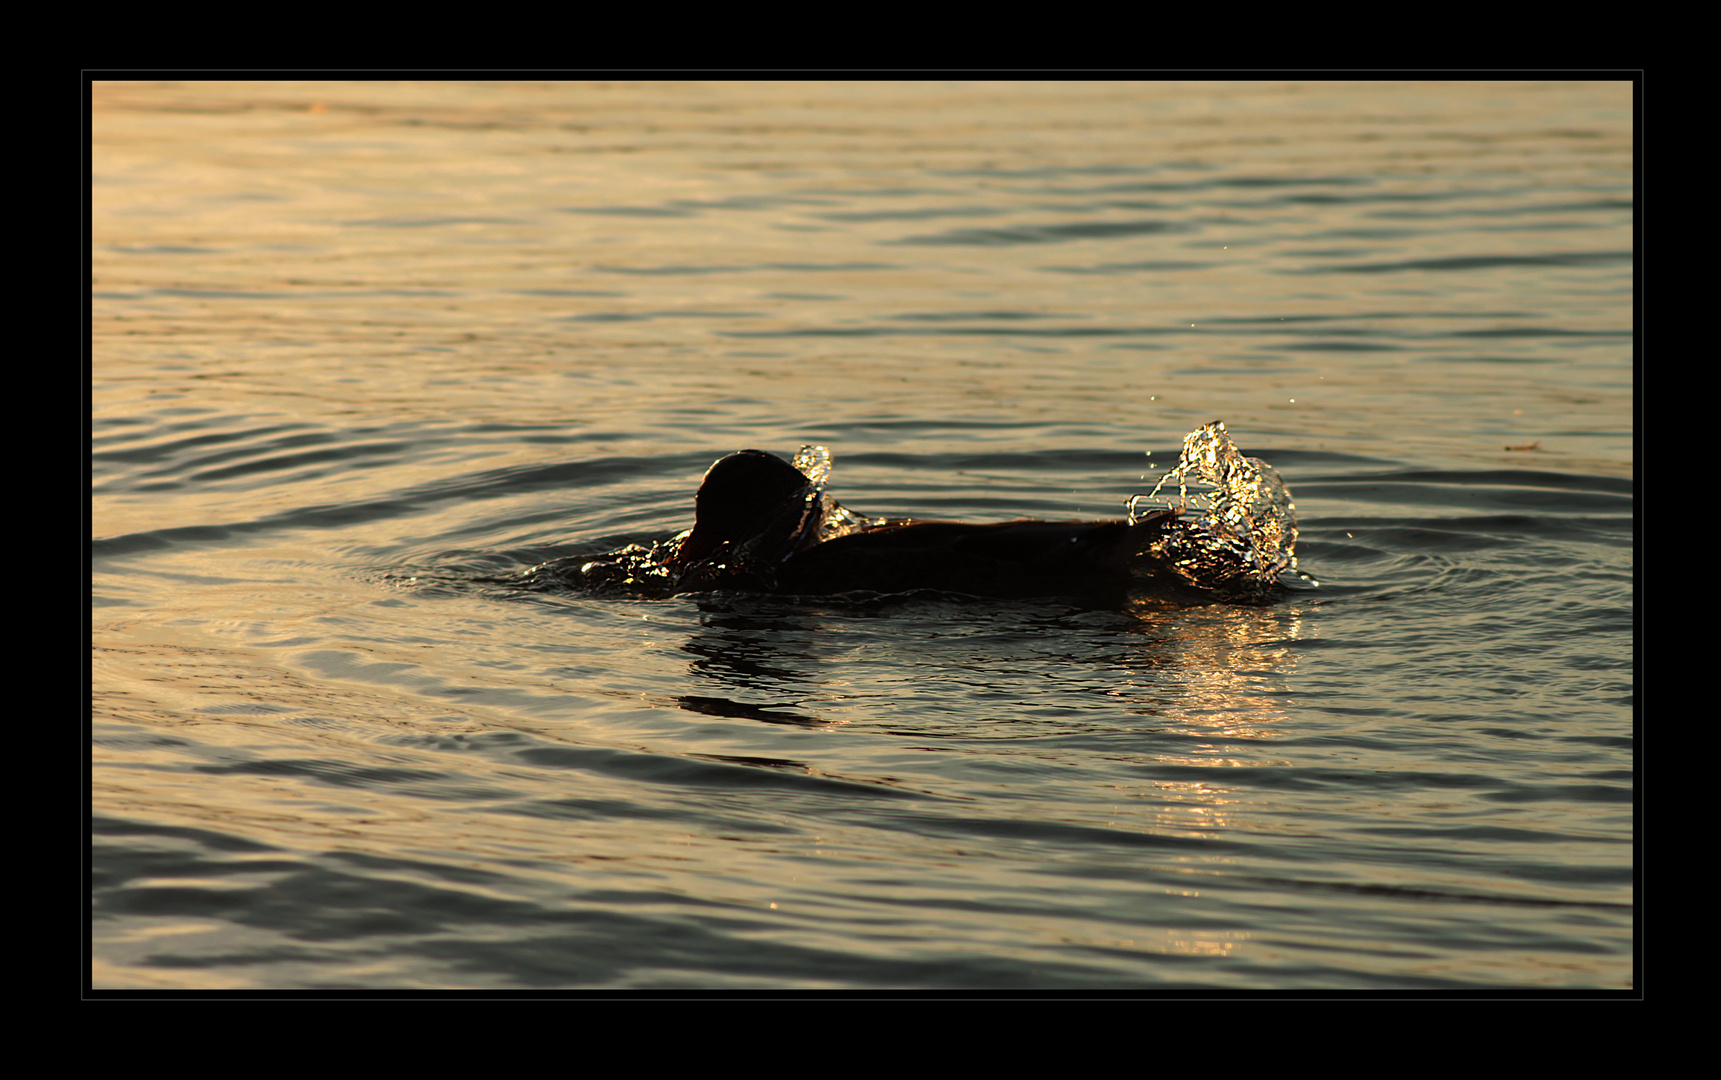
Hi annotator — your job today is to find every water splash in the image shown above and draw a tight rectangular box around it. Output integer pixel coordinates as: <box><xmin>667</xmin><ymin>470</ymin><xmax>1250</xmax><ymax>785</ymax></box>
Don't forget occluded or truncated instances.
<box><xmin>555</xmin><ymin>539</ymin><xmax>677</xmax><ymax>593</ymax></box>
<box><xmin>1127</xmin><ymin>420</ymin><xmax>1311</xmax><ymax>599</ymax></box>
<box><xmin>790</xmin><ymin>444</ymin><xmax>831</xmax><ymax>491</ymax></box>
<box><xmin>791</xmin><ymin>444</ymin><xmax>888</xmax><ymax>543</ymax></box>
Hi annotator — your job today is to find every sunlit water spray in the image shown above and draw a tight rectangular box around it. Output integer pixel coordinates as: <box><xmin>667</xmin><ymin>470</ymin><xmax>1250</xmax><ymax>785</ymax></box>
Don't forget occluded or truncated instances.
<box><xmin>1128</xmin><ymin>420</ymin><xmax>1313</xmax><ymax>599</ymax></box>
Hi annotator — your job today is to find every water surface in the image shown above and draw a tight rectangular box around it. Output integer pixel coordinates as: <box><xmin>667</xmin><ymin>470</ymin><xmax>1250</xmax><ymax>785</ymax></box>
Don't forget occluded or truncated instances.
<box><xmin>91</xmin><ymin>80</ymin><xmax>1634</xmax><ymax>990</ymax></box>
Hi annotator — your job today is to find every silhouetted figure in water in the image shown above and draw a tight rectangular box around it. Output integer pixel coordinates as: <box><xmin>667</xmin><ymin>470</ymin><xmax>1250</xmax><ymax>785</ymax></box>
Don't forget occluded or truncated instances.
<box><xmin>668</xmin><ymin>448</ymin><xmax>1182</xmax><ymax>598</ymax></box>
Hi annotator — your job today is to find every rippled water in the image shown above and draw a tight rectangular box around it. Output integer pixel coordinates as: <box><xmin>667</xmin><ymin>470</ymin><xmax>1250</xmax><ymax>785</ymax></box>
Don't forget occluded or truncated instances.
<box><xmin>90</xmin><ymin>80</ymin><xmax>1634</xmax><ymax>991</ymax></box>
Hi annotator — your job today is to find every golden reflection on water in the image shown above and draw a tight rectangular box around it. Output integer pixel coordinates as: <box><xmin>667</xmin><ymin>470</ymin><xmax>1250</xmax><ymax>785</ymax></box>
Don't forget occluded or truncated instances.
<box><xmin>1119</xmin><ymin>598</ymin><xmax>1305</xmax><ymax>736</ymax></box>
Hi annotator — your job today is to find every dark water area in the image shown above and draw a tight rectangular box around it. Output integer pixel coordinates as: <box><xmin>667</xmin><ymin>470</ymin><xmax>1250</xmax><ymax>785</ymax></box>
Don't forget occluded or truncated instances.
<box><xmin>91</xmin><ymin>81</ymin><xmax>1634</xmax><ymax>991</ymax></box>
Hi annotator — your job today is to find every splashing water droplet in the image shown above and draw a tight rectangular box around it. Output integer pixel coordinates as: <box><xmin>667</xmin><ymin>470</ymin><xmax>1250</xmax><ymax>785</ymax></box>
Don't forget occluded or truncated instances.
<box><xmin>791</xmin><ymin>444</ymin><xmax>832</xmax><ymax>491</ymax></box>
<box><xmin>1127</xmin><ymin>421</ymin><xmax>1310</xmax><ymax>598</ymax></box>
